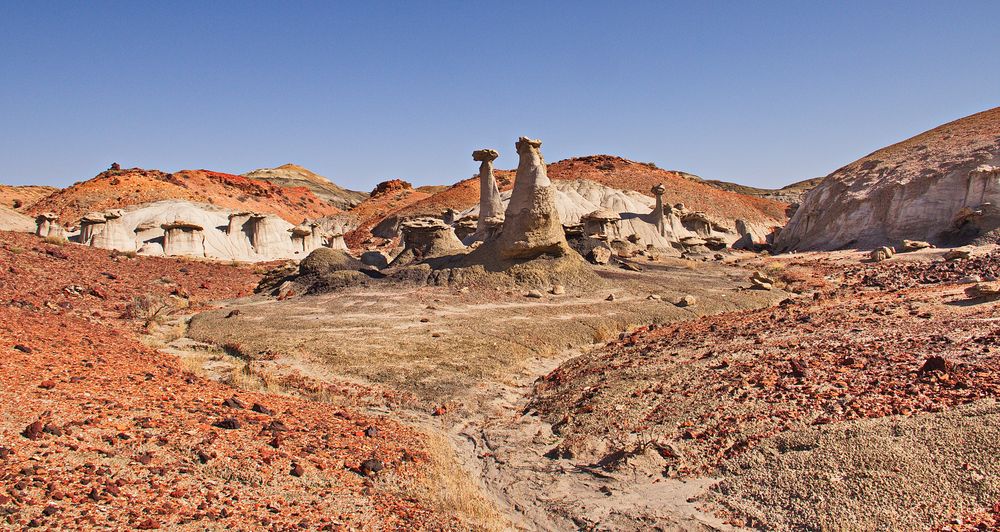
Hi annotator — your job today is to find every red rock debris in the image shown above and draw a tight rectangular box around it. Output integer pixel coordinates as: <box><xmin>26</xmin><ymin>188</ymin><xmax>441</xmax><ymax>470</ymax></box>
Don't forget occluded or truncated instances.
<box><xmin>0</xmin><ymin>231</ymin><xmax>457</xmax><ymax>530</ymax></box>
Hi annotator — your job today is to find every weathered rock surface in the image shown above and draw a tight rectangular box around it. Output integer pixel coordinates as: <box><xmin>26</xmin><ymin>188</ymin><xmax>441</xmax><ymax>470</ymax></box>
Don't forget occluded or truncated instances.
<box><xmin>776</xmin><ymin>106</ymin><xmax>1000</xmax><ymax>251</ymax></box>
<box><xmin>471</xmin><ymin>149</ymin><xmax>504</xmax><ymax>242</ymax></box>
<box><xmin>0</xmin><ymin>205</ymin><xmax>35</xmax><ymax>232</ymax></box>
<box><xmin>497</xmin><ymin>138</ymin><xmax>571</xmax><ymax>260</ymax></box>
<box><xmin>161</xmin><ymin>220</ymin><xmax>206</xmax><ymax>257</ymax></box>
<box><xmin>390</xmin><ymin>218</ymin><xmax>465</xmax><ymax>266</ymax></box>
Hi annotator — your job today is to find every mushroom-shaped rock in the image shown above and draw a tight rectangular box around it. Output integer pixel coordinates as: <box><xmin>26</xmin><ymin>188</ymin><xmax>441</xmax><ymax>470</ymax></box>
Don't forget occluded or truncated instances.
<box><xmin>291</xmin><ymin>221</ymin><xmax>326</xmax><ymax>255</ymax></box>
<box><xmin>496</xmin><ymin>137</ymin><xmax>570</xmax><ymax>259</ymax></box>
<box><xmin>78</xmin><ymin>212</ymin><xmax>108</xmax><ymax>244</ymax></box>
<box><xmin>90</xmin><ymin>210</ymin><xmax>134</xmax><ymax>251</ymax></box>
<box><xmin>161</xmin><ymin>220</ymin><xmax>206</xmax><ymax>257</ymax></box>
<box><xmin>472</xmin><ymin>148</ymin><xmax>504</xmax><ymax>243</ymax></box>
<box><xmin>581</xmin><ymin>208</ymin><xmax>622</xmax><ymax>241</ymax></box>
<box><xmin>34</xmin><ymin>213</ymin><xmax>59</xmax><ymax>237</ymax></box>
<box><xmin>390</xmin><ymin>217</ymin><xmax>465</xmax><ymax>266</ymax></box>
<box><xmin>247</xmin><ymin>214</ymin><xmax>291</xmax><ymax>255</ymax></box>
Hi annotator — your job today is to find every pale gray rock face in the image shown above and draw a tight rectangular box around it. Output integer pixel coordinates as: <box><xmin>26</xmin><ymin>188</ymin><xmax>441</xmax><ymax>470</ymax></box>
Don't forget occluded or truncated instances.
<box><xmin>325</xmin><ymin>222</ymin><xmax>349</xmax><ymax>251</ymax></box>
<box><xmin>0</xmin><ymin>206</ymin><xmax>35</xmax><ymax>233</ymax></box>
<box><xmin>78</xmin><ymin>212</ymin><xmax>107</xmax><ymax>244</ymax></box>
<box><xmin>472</xmin><ymin>149</ymin><xmax>504</xmax><ymax>242</ymax></box>
<box><xmin>162</xmin><ymin>221</ymin><xmax>206</xmax><ymax>257</ymax></box>
<box><xmin>90</xmin><ymin>210</ymin><xmax>134</xmax><ymax>251</ymax></box>
<box><xmin>776</xmin><ymin>107</ymin><xmax>1000</xmax><ymax>251</ymax></box>
<box><xmin>497</xmin><ymin>137</ymin><xmax>570</xmax><ymax>259</ymax></box>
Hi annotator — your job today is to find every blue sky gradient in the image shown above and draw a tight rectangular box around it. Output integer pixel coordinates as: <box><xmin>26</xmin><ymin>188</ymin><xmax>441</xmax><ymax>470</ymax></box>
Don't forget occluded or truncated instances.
<box><xmin>1</xmin><ymin>1</ymin><xmax>998</xmax><ymax>190</ymax></box>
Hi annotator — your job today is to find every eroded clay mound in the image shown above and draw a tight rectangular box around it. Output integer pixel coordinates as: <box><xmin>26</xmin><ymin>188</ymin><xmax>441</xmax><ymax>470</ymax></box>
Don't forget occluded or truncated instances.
<box><xmin>242</xmin><ymin>163</ymin><xmax>367</xmax><ymax>210</ymax></box>
<box><xmin>0</xmin><ymin>205</ymin><xmax>35</xmax><ymax>232</ymax></box>
<box><xmin>776</xmin><ymin>106</ymin><xmax>1000</xmax><ymax>251</ymax></box>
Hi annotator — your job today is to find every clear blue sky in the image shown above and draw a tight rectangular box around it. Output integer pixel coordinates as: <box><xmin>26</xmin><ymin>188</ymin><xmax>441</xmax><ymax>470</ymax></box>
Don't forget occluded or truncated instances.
<box><xmin>2</xmin><ymin>1</ymin><xmax>998</xmax><ymax>191</ymax></box>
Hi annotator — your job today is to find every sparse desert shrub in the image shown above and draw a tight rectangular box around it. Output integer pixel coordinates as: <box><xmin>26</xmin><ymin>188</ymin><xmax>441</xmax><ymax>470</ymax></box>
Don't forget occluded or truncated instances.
<box><xmin>42</xmin><ymin>235</ymin><xmax>67</xmax><ymax>246</ymax></box>
<box><xmin>12</xmin><ymin>199</ymin><xmax>22</xmax><ymax>209</ymax></box>
<box><xmin>9</xmin><ymin>246</ymin><xmax>24</xmax><ymax>254</ymax></box>
<box><xmin>123</xmin><ymin>294</ymin><xmax>173</xmax><ymax>326</ymax></box>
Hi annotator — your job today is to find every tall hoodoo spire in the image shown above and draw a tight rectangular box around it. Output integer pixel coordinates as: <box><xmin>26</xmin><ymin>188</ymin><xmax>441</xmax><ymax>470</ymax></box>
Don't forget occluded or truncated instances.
<box><xmin>472</xmin><ymin>148</ymin><xmax>503</xmax><ymax>241</ymax></box>
<box><xmin>496</xmin><ymin>137</ymin><xmax>569</xmax><ymax>259</ymax></box>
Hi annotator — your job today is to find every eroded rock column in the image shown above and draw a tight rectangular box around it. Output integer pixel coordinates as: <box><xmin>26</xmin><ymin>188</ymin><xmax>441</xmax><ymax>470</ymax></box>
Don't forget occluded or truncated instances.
<box><xmin>496</xmin><ymin>137</ymin><xmax>569</xmax><ymax>259</ymax></box>
<box><xmin>91</xmin><ymin>210</ymin><xmax>134</xmax><ymax>251</ymax></box>
<box><xmin>472</xmin><ymin>149</ymin><xmax>504</xmax><ymax>242</ymax></box>
<box><xmin>161</xmin><ymin>220</ymin><xmax>206</xmax><ymax>257</ymax></box>
<box><xmin>35</xmin><ymin>213</ymin><xmax>59</xmax><ymax>238</ymax></box>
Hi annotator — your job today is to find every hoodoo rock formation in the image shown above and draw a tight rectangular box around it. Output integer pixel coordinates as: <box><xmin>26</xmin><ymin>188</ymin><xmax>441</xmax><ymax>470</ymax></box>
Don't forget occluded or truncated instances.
<box><xmin>390</xmin><ymin>218</ymin><xmax>464</xmax><ymax>266</ymax></box>
<box><xmin>326</xmin><ymin>223</ymin><xmax>350</xmax><ymax>251</ymax></box>
<box><xmin>161</xmin><ymin>220</ymin><xmax>207</xmax><ymax>257</ymax></box>
<box><xmin>496</xmin><ymin>138</ymin><xmax>570</xmax><ymax>259</ymax></box>
<box><xmin>776</xmin><ymin>106</ymin><xmax>1000</xmax><ymax>251</ymax></box>
<box><xmin>472</xmin><ymin>149</ymin><xmax>504</xmax><ymax>242</ymax></box>
<box><xmin>78</xmin><ymin>212</ymin><xmax>107</xmax><ymax>244</ymax></box>
<box><xmin>34</xmin><ymin>212</ymin><xmax>61</xmax><ymax>238</ymax></box>
<box><xmin>289</xmin><ymin>222</ymin><xmax>325</xmax><ymax>255</ymax></box>
<box><xmin>89</xmin><ymin>209</ymin><xmax>133</xmax><ymax>251</ymax></box>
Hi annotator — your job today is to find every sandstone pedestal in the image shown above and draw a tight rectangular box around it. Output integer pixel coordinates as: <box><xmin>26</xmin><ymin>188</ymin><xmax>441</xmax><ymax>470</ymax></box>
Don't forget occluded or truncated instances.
<box><xmin>161</xmin><ymin>220</ymin><xmax>206</xmax><ymax>257</ymax></box>
<box><xmin>472</xmin><ymin>148</ymin><xmax>504</xmax><ymax>242</ymax></box>
<box><xmin>496</xmin><ymin>137</ymin><xmax>570</xmax><ymax>259</ymax></box>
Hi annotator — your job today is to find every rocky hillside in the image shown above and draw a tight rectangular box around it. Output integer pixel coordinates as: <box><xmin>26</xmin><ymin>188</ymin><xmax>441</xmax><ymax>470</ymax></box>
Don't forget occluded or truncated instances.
<box><xmin>777</xmin><ymin>106</ymin><xmax>1000</xmax><ymax>251</ymax></box>
<box><xmin>28</xmin><ymin>166</ymin><xmax>341</xmax><ymax>225</ymax></box>
<box><xmin>699</xmin><ymin>176</ymin><xmax>823</xmax><ymax>205</ymax></box>
<box><xmin>343</xmin><ymin>180</ymin><xmax>432</xmax><ymax>248</ymax></box>
<box><xmin>0</xmin><ymin>184</ymin><xmax>58</xmax><ymax>211</ymax></box>
<box><xmin>0</xmin><ymin>231</ymin><xmax>458</xmax><ymax>529</ymax></box>
<box><xmin>243</xmin><ymin>163</ymin><xmax>367</xmax><ymax>210</ymax></box>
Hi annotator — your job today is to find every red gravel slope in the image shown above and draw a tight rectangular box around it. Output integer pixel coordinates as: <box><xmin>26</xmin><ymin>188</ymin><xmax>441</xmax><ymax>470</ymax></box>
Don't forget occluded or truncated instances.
<box><xmin>0</xmin><ymin>232</ymin><xmax>455</xmax><ymax>530</ymax></box>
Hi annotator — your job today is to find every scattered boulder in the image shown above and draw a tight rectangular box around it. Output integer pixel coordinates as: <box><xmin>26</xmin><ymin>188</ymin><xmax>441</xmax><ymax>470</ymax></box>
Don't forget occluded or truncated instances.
<box><xmin>359</xmin><ymin>458</ymin><xmax>384</xmax><ymax>476</ymax></box>
<box><xmin>360</xmin><ymin>250</ymin><xmax>390</xmax><ymax>269</ymax></box>
<box><xmin>943</xmin><ymin>248</ymin><xmax>971</xmax><ymax>261</ymax></box>
<box><xmin>676</xmin><ymin>295</ymin><xmax>697</xmax><ymax>307</ymax></box>
<box><xmin>551</xmin><ymin>285</ymin><xmax>566</xmax><ymax>295</ymax></box>
<box><xmin>965</xmin><ymin>282</ymin><xmax>1000</xmax><ymax>299</ymax></box>
<box><xmin>901</xmin><ymin>240</ymin><xmax>933</xmax><ymax>252</ymax></box>
<box><xmin>870</xmin><ymin>246</ymin><xmax>895</xmax><ymax>262</ymax></box>
<box><xmin>526</xmin><ymin>290</ymin><xmax>544</xmax><ymax>299</ymax></box>
<box><xmin>589</xmin><ymin>246</ymin><xmax>612</xmax><ymax>265</ymax></box>
<box><xmin>750</xmin><ymin>271</ymin><xmax>775</xmax><ymax>290</ymax></box>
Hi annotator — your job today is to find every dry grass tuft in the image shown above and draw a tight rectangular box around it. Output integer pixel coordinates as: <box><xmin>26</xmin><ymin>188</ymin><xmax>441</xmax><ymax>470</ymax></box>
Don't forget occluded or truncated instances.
<box><xmin>385</xmin><ymin>431</ymin><xmax>509</xmax><ymax>531</ymax></box>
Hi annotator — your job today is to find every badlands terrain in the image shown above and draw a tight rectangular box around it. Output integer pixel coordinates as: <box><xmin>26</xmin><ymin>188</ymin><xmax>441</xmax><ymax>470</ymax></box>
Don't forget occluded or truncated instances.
<box><xmin>2</xmin><ymin>106</ymin><xmax>1000</xmax><ymax>530</ymax></box>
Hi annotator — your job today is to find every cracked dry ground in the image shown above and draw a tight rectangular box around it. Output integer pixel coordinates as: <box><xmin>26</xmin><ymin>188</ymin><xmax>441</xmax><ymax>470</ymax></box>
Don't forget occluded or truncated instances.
<box><xmin>531</xmin><ymin>252</ymin><xmax>1000</xmax><ymax>530</ymax></box>
<box><xmin>0</xmin><ymin>232</ymin><xmax>459</xmax><ymax>530</ymax></box>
